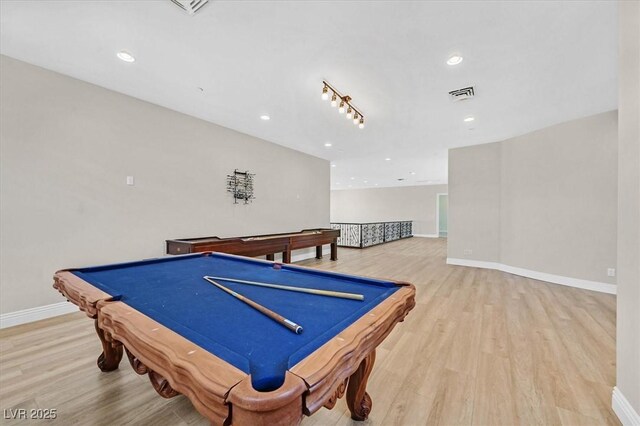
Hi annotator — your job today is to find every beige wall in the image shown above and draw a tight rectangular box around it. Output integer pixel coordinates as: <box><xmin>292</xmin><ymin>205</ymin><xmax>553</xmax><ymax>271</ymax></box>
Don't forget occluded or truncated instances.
<box><xmin>500</xmin><ymin>112</ymin><xmax>618</xmax><ymax>283</ymax></box>
<box><xmin>0</xmin><ymin>55</ymin><xmax>330</xmax><ymax>314</ymax></box>
<box><xmin>449</xmin><ymin>111</ymin><xmax>618</xmax><ymax>285</ymax></box>
<box><xmin>616</xmin><ymin>0</ymin><xmax>640</xmax><ymax>416</ymax></box>
<box><xmin>448</xmin><ymin>142</ymin><xmax>501</xmax><ymax>262</ymax></box>
<box><xmin>330</xmin><ymin>184</ymin><xmax>448</xmax><ymax>236</ymax></box>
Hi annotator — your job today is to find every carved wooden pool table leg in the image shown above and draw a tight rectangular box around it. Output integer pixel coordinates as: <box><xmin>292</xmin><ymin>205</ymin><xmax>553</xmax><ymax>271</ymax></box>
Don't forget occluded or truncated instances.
<box><xmin>346</xmin><ymin>350</ymin><xmax>376</xmax><ymax>421</ymax></box>
<box><xmin>125</xmin><ymin>348</ymin><xmax>179</xmax><ymax>398</ymax></box>
<box><xmin>94</xmin><ymin>319</ymin><xmax>123</xmax><ymax>371</ymax></box>
<box><xmin>323</xmin><ymin>378</ymin><xmax>348</xmax><ymax>410</ymax></box>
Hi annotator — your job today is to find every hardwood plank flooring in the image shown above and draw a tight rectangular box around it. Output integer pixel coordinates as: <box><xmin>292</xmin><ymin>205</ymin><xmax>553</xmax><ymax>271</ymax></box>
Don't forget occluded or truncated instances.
<box><xmin>0</xmin><ymin>237</ymin><xmax>618</xmax><ymax>425</ymax></box>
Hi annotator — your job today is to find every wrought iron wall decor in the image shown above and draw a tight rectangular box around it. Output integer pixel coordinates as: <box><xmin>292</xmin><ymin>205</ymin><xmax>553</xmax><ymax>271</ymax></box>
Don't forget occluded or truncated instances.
<box><xmin>330</xmin><ymin>221</ymin><xmax>413</xmax><ymax>248</ymax></box>
<box><xmin>226</xmin><ymin>169</ymin><xmax>255</xmax><ymax>204</ymax></box>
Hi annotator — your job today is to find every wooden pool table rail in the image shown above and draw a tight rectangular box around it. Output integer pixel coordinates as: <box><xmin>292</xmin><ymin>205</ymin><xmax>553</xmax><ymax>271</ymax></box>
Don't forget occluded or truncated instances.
<box><xmin>291</xmin><ymin>284</ymin><xmax>415</xmax><ymax>418</ymax></box>
<box><xmin>166</xmin><ymin>228</ymin><xmax>340</xmax><ymax>263</ymax></box>
<box><xmin>98</xmin><ymin>300</ymin><xmax>246</xmax><ymax>424</ymax></box>
<box><xmin>52</xmin><ymin>257</ymin><xmax>415</xmax><ymax>425</ymax></box>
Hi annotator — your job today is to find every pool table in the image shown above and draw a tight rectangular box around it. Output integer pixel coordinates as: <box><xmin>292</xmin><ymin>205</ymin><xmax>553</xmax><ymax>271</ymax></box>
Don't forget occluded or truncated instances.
<box><xmin>53</xmin><ymin>252</ymin><xmax>415</xmax><ymax>425</ymax></box>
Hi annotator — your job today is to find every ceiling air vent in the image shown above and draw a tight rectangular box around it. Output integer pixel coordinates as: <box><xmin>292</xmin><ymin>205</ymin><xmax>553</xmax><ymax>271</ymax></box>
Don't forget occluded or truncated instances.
<box><xmin>170</xmin><ymin>0</ymin><xmax>209</xmax><ymax>15</ymax></box>
<box><xmin>448</xmin><ymin>86</ymin><xmax>475</xmax><ymax>102</ymax></box>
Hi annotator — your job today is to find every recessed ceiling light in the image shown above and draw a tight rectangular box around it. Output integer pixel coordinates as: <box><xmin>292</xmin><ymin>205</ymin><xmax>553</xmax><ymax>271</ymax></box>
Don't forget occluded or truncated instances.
<box><xmin>410</xmin><ymin>171</ymin><xmax>416</xmax><ymax>175</ymax></box>
<box><xmin>324</xmin><ymin>143</ymin><xmax>332</xmax><ymax>147</ymax></box>
<box><xmin>464</xmin><ymin>116</ymin><xmax>475</xmax><ymax>122</ymax></box>
<box><xmin>364</xmin><ymin>180</ymin><xmax>368</xmax><ymax>183</ymax></box>
<box><xmin>260</xmin><ymin>115</ymin><xmax>270</xmax><ymax>121</ymax></box>
<box><xmin>374</xmin><ymin>183</ymin><xmax>379</xmax><ymax>186</ymax></box>
<box><xmin>447</xmin><ymin>55</ymin><xmax>463</xmax><ymax>66</ymax></box>
<box><xmin>385</xmin><ymin>158</ymin><xmax>391</xmax><ymax>161</ymax></box>
<box><xmin>331</xmin><ymin>164</ymin><xmax>337</xmax><ymax>168</ymax></box>
<box><xmin>117</xmin><ymin>50</ymin><xmax>135</xmax><ymax>63</ymax></box>
<box><xmin>350</xmin><ymin>177</ymin><xmax>355</xmax><ymax>180</ymax></box>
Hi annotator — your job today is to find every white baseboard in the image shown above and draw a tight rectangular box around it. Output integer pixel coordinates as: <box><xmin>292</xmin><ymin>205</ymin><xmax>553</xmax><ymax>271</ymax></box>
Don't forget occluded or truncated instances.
<box><xmin>446</xmin><ymin>258</ymin><xmax>616</xmax><ymax>295</ymax></box>
<box><xmin>613</xmin><ymin>386</ymin><xmax>640</xmax><ymax>426</ymax></box>
<box><xmin>413</xmin><ymin>234</ymin><xmax>439</xmax><ymax>238</ymax></box>
<box><xmin>0</xmin><ymin>301</ymin><xmax>78</xmax><ymax>329</ymax></box>
<box><xmin>447</xmin><ymin>258</ymin><xmax>502</xmax><ymax>270</ymax></box>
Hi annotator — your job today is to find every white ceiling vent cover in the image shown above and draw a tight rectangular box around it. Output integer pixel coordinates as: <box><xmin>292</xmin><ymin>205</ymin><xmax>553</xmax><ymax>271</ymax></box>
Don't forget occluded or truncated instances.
<box><xmin>448</xmin><ymin>86</ymin><xmax>475</xmax><ymax>102</ymax></box>
<box><xmin>170</xmin><ymin>0</ymin><xmax>209</xmax><ymax>15</ymax></box>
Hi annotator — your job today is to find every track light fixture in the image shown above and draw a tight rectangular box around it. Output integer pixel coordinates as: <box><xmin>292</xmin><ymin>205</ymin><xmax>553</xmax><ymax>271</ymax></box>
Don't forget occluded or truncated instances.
<box><xmin>321</xmin><ymin>81</ymin><xmax>365</xmax><ymax>129</ymax></box>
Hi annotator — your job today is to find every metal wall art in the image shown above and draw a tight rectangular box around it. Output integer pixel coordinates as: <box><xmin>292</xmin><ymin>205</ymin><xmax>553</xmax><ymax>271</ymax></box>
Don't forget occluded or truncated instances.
<box><xmin>226</xmin><ymin>169</ymin><xmax>255</xmax><ymax>204</ymax></box>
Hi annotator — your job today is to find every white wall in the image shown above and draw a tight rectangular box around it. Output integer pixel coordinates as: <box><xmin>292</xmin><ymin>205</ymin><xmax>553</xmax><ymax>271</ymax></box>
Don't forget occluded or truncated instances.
<box><xmin>330</xmin><ymin>184</ymin><xmax>448</xmax><ymax>236</ymax></box>
<box><xmin>448</xmin><ymin>111</ymin><xmax>618</xmax><ymax>286</ymax></box>
<box><xmin>615</xmin><ymin>0</ymin><xmax>640</xmax><ymax>419</ymax></box>
<box><xmin>0</xmin><ymin>55</ymin><xmax>330</xmax><ymax>315</ymax></box>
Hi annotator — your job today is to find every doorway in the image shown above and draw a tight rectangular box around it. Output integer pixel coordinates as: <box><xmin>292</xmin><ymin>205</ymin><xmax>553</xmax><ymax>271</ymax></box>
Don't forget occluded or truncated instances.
<box><xmin>437</xmin><ymin>193</ymin><xmax>448</xmax><ymax>238</ymax></box>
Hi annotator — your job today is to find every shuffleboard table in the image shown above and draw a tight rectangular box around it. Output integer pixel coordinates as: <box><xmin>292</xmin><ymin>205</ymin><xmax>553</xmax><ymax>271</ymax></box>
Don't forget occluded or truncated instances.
<box><xmin>53</xmin><ymin>252</ymin><xmax>415</xmax><ymax>425</ymax></box>
<box><xmin>166</xmin><ymin>228</ymin><xmax>340</xmax><ymax>263</ymax></box>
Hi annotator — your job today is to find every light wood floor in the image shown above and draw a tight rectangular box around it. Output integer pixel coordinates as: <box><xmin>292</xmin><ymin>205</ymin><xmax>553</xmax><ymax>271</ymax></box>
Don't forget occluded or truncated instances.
<box><xmin>0</xmin><ymin>238</ymin><xmax>618</xmax><ymax>425</ymax></box>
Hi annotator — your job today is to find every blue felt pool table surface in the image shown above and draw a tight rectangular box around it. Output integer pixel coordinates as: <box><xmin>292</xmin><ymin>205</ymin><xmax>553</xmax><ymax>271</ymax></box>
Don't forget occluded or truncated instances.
<box><xmin>72</xmin><ymin>253</ymin><xmax>400</xmax><ymax>391</ymax></box>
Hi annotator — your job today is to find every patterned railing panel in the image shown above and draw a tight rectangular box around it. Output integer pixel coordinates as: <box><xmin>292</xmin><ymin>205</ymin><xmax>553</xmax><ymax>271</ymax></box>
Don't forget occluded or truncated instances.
<box><xmin>400</xmin><ymin>221</ymin><xmax>412</xmax><ymax>238</ymax></box>
<box><xmin>362</xmin><ymin>223</ymin><xmax>385</xmax><ymax>247</ymax></box>
<box><xmin>331</xmin><ymin>221</ymin><xmax>412</xmax><ymax>248</ymax></box>
<box><xmin>384</xmin><ymin>222</ymin><xmax>401</xmax><ymax>242</ymax></box>
<box><xmin>331</xmin><ymin>223</ymin><xmax>361</xmax><ymax>247</ymax></box>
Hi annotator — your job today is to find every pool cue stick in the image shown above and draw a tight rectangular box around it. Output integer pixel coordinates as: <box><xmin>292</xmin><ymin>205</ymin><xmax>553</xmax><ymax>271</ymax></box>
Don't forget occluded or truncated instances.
<box><xmin>204</xmin><ymin>275</ymin><xmax>365</xmax><ymax>301</ymax></box>
<box><xmin>203</xmin><ymin>277</ymin><xmax>303</xmax><ymax>334</ymax></box>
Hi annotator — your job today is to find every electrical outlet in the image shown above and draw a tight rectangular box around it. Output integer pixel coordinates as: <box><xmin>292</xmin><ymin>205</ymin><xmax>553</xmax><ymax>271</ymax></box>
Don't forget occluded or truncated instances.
<box><xmin>463</xmin><ymin>249</ymin><xmax>473</xmax><ymax>256</ymax></box>
<box><xmin>126</xmin><ymin>176</ymin><xmax>135</xmax><ymax>186</ymax></box>
<box><xmin>607</xmin><ymin>268</ymin><xmax>616</xmax><ymax>277</ymax></box>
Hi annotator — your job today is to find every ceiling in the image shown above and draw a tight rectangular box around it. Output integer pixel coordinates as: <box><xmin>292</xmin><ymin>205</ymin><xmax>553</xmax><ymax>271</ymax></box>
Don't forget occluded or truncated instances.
<box><xmin>0</xmin><ymin>1</ymin><xmax>617</xmax><ymax>190</ymax></box>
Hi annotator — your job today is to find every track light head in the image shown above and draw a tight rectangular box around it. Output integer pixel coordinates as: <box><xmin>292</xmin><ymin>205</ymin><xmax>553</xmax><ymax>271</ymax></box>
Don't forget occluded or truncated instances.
<box><xmin>359</xmin><ymin>118</ymin><xmax>365</xmax><ymax>129</ymax></box>
<box><xmin>338</xmin><ymin>100</ymin><xmax>345</xmax><ymax>114</ymax></box>
<box><xmin>330</xmin><ymin>94</ymin><xmax>337</xmax><ymax>107</ymax></box>
<box><xmin>321</xmin><ymin>86</ymin><xmax>329</xmax><ymax>101</ymax></box>
<box><xmin>346</xmin><ymin>107</ymin><xmax>353</xmax><ymax>119</ymax></box>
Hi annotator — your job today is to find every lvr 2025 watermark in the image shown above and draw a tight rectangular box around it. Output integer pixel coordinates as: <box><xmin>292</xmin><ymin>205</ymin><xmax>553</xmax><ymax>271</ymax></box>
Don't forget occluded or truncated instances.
<box><xmin>3</xmin><ymin>408</ymin><xmax>57</xmax><ymax>420</ymax></box>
